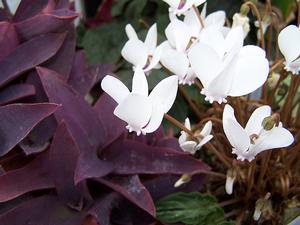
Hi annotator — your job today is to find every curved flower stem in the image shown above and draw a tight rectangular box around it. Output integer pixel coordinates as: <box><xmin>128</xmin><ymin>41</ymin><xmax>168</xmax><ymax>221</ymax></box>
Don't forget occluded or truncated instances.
<box><xmin>164</xmin><ymin>113</ymin><xmax>232</xmax><ymax>168</ymax></box>
<box><xmin>244</xmin><ymin>1</ymin><xmax>265</xmax><ymax>49</ymax></box>
<box><xmin>246</xmin><ymin>161</ymin><xmax>256</xmax><ymax>199</ymax></box>
<box><xmin>257</xmin><ymin>151</ymin><xmax>272</xmax><ymax>190</ymax></box>
<box><xmin>270</xmin><ymin>59</ymin><xmax>284</xmax><ymax>73</ymax></box>
<box><xmin>192</xmin><ymin>5</ymin><xmax>205</xmax><ymax>28</ymax></box>
<box><xmin>193</xmin><ymin>170</ymin><xmax>226</xmax><ymax>178</ymax></box>
<box><xmin>219</xmin><ymin>197</ymin><xmax>244</xmax><ymax>207</ymax></box>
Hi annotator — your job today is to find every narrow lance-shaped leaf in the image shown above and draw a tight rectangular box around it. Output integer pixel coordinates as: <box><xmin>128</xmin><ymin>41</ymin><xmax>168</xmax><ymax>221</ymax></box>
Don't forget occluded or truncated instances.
<box><xmin>0</xmin><ymin>84</ymin><xmax>35</xmax><ymax>106</ymax></box>
<box><xmin>0</xmin><ymin>22</ymin><xmax>19</xmax><ymax>60</ymax></box>
<box><xmin>0</xmin><ymin>196</ymin><xmax>84</xmax><ymax>225</ymax></box>
<box><xmin>97</xmin><ymin>175</ymin><xmax>156</xmax><ymax>216</ymax></box>
<box><xmin>101</xmin><ymin>139</ymin><xmax>210</xmax><ymax>175</ymax></box>
<box><xmin>14</xmin><ymin>9</ymin><xmax>78</xmax><ymax>40</ymax></box>
<box><xmin>0</xmin><ymin>33</ymin><xmax>66</xmax><ymax>88</ymax></box>
<box><xmin>50</xmin><ymin>122</ymin><xmax>91</xmax><ymax>210</ymax></box>
<box><xmin>0</xmin><ymin>152</ymin><xmax>54</xmax><ymax>202</ymax></box>
<box><xmin>0</xmin><ymin>103</ymin><xmax>60</xmax><ymax>156</ymax></box>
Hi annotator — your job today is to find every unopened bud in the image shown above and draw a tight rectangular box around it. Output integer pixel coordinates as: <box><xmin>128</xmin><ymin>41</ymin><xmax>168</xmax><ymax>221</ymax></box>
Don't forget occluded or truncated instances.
<box><xmin>174</xmin><ymin>173</ymin><xmax>192</xmax><ymax>188</ymax></box>
<box><xmin>254</xmin><ymin>193</ymin><xmax>272</xmax><ymax>221</ymax></box>
<box><xmin>225</xmin><ymin>169</ymin><xmax>237</xmax><ymax>195</ymax></box>
<box><xmin>240</xmin><ymin>4</ymin><xmax>250</xmax><ymax>16</ymax></box>
<box><xmin>262</xmin><ymin>114</ymin><xmax>280</xmax><ymax>131</ymax></box>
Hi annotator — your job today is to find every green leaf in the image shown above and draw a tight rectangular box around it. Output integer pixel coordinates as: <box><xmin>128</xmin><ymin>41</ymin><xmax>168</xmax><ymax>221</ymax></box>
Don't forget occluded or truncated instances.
<box><xmin>82</xmin><ymin>22</ymin><xmax>127</xmax><ymax>64</ymax></box>
<box><xmin>156</xmin><ymin>192</ymin><xmax>233</xmax><ymax>225</ymax></box>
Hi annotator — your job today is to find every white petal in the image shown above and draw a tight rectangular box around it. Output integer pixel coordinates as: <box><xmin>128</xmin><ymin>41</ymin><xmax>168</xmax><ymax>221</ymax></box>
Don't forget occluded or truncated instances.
<box><xmin>132</xmin><ymin>67</ymin><xmax>148</xmax><ymax>96</ymax></box>
<box><xmin>160</xmin><ymin>47</ymin><xmax>189</xmax><ymax>78</ymax></box>
<box><xmin>179</xmin><ymin>131</ymin><xmax>188</xmax><ymax>144</ymax></box>
<box><xmin>224</xmin><ymin>26</ymin><xmax>243</xmax><ymax>54</ymax></box>
<box><xmin>194</xmin><ymin>0</ymin><xmax>206</xmax><ymax>7</ymax></box>
<box><xmin>121</xmin><ymin>39</ymin><xmax>148</xmax><ymax>67</ymax></box>
<box><xmin>278</xmin><ymin>25</ymin><xmax>300</xmax><ymax>63</ymax></box>
<box><xmin>149</xmin><ymin>75</ymin><xmax>178</xmax><ymax>113</ymax></box>
<box><xmin>196</xmin><ymin>134</ymin><xmax>213</xmax><ymax>149</ymax></box>
<box><xmin>144</xmin><ymin>23</ymin><xmax>157</xmax><ymax>53</ymax></box>
<box><xmin>200</xmin><ymin>121</ymin><xmax>212</xmax><ymax>136</ymax></box>
<box><xmin>228</xmin><ymin>46</ymin><xmax>269</xmax><ymax>96</ymax></box>
<box><xmin>165</xmin><ymin>19</ymin><xmax>192</xmax><ymax>52</ymax></box>
<box><xmin>101</xmin><ymin>75</ymin><xmax>130</xmax><ymax>104</ymax></box>
<box><xmin>144</xmin><ymin>45</ymin><xmax>162</xmax><ymax>72</ymax></box>
<box><xmin>188</xmin><ymin>42</ymin><xmax>222</xmax><ymax>88</ymax></box>
<box><xmin>245</xmin><ymin>105</ymin><xmax>271</xmax><ymax>135</ymax></box>
<box><xmin>205</xmin><ymin>11</ymin><xmax>226</xmax><ymax>28</ymax></box>
<box><xmin>201</xmin><ymin>3</ymin><xmax>207</xmax><ymax>19</ymax></box>
<box><xmin>179</xmin><ymin>0</ymin><xmax>195</xmax><ymax>12</ymax></box>
<box><xmin>125</xmin><ymin>24</ymin><xmax>138</xmax><ymax>40</ymax></box>
<box><xmin>251</xmin><ymin>127</ymin><xmax>294</xmax><ymax>156</ymax></box>
<box><xmin>142</xmin><ymin>102</ymin><xmax>165</xmax><ymax>134</ymax></box>
<box><xmin>198</xmin><ymin>26</ymin><xmax>226</xmax><ymax>57</ymax></box>
<box><xmin>114</xmin><ymin>94</ymin><xmax>152</xmax><ymax>131</ymax></box>
<box><xmin>184</xmin><ymin>9</ymin><xmax>201</xmax><ymax>38</ymax></box>
<box><xmin>223</xmin><ymin>105</ymin><xmax>250</xmax><ymax>152</ymax></box>
<box><xmin>184</xmin><ymin>117</ymin><xmax>192</xmax><ymax>130</ymax></box>
<box><xmin>225</xmin><ymin>175</ymin><xmax>235</xmax><ymax>195</ymax></box>
<box><xmin>180</xmin><ymin>141</ymin><xmax>198</xmax><ymax>154</ymax></box>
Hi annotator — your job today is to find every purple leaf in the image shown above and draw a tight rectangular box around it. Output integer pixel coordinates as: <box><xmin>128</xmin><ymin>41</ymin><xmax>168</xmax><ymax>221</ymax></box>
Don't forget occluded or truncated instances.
<box><xmin>101</xmin><ymin>139</ymin><xmax>209</xmax><ymax>175</ymax></box>
<box><xmin>50</xmin><ymin>122</ymin><xmax>90</xmax><ymax>210</ymax></box>
<box><xmin>0</xmin><ymin>33</ymin><xmax>66</xmax><ymax>88</ymax></box>
<box><xmin>94</xmin><ymin>93</ymin><xmax>126</xmax><ymax>148</ymax></box>
<box><xmin>0</xmin><ymin>22</ymin><xmax>19</xmax><ymax>60</ymax></box>
<box><xmin>97</xmin><ymin>175</ymin><xmax>156</xmax><ymax>216</ymax></box>
<box><xmin>0</xmin><ymin>84</ymin><xmax>35</xmax><ymax>105</ymax></box>
<box><xmin>68</xmin><ymin>51</ymin><xmax>112</xmax><ymax>95</ymax></box>
<box><xmin>0</xmin><ymin>103</ymin><xmax>59</xmax><ymax>156</ymax></box>
<box><xmin>0</xmin><ymin>153</ymin><xmax>53</xmax><ymax>202</ymax></box>
<box><xmin>14</xmin><ymin>9</ymin><xmax>78</xmax><ymax>40</ymax></box>
<box><xmin>43</xmin><ymin>26</ymin><xmax>76</xmax><ymax>79</ymax></box>
<box><xmin>13</xmin><ymin>0</ymin><xmax>49</xmax><ymax>22</ymax></box>
<box><xmin>89</xmin><ymin>193</ymin><xmax>120</xmax><ymax>225</ymax></box>
<box><xmin>37</xmin><ymin>67</ymin><xmax>106</xmax><ymax>151</ymax></box>
<box><xmin>0</xmin><ymin>196</ymin><xmax>84</xmax><ymax>225</ymax></box>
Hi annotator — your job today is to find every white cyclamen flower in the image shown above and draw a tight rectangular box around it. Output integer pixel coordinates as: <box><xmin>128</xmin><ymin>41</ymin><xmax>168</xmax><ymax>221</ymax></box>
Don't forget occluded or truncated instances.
<box><xmin>121</xmin><ymin>24</ymin><xmax>161</xmax><ymax>73</ymax></box>
<box><xmin>101</xmin><ymin>67</ymin><xmax>178</xmax><ymax>136</ymax></box>
<box><xmin>163</xmin><ymin>0</ymin><xmax>206</xmax><ymax>15</ymax></box>
<box><xmin>278</xmin><ymin>25</ymin><xmax>300</xmax><ymax>75</ymax></box>
<box><xmin>222</xmin><ymin>104</ymin><xmax>294</xmax><ymax>162</ymax></box>
<box><xmin>232</xmin><ymin>13</ymin><xmax>250</xmax><ymax>38</ymax></box>
<box><xmin>225</xmin><ymin>169</ymin><xmax>236</xmax><ymax>195</ymax></box>
<box><xmin>178</xmin><ymin>118</ymin><xmax>213</xmax><ymax>154</ymax></box>
<box><xmin>188</xmin><ymin>26</ymin><xmax>269</xmax><ymax>104</ymax></box>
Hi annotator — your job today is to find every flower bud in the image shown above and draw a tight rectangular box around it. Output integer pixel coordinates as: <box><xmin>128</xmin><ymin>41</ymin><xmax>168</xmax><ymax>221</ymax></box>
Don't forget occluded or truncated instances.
<box><xmin>262</xmin><ymin>114</ymin><xmax>280</xmax><ymax>131</ymax></box>
<box><xmin>174</xmin><ymin>173</ymin><xmax>192</xmax><ymax>188</ymax></box>
<box><xmin>253</xmin><ymin>193</ymin><xmax>272</xmax><ymax>221</ymax></box>
<box><xmin>232</xmin><ymin>13</ymin><xmax>250</xmax><ymax>38</ymax></box>
<box><xmin>240</xmin><ymin>4</ymin><xmax>250</xmax><ymax>16</ymax></box>
<box><xmin>225</xmin><ymin>169</ymin><xmax>237</xmax><ymax>195</ymax></box>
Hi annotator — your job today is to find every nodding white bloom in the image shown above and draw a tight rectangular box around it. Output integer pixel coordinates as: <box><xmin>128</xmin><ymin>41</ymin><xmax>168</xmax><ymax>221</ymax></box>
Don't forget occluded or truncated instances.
<box><xmin>121</xmin><ymin>24</ymin><xmax>161</xmax><ymax>73</ymax></box>
<box><xmin>222</xmin><ymin>104</ymin><xmax>294</xmax><ymax>162</ymax></box>
<box><xmin>101</xmin><ymin>67</ymin><xmax>178</xmax><ymax>136</ymax></box>
<box><xmin>159</xmin><ymin>17</ymin><xmax>195</xmax><ymax>85</ymax></box>
<box><xmin>278</xmin><ymin>25</ymin><xmax>300</xmax><ymax>75</ymax></box>
<box><xmin>178</xmin><ymin>118</ymin><xmax>213</xmax><ymax>154</ymax></box>
<box><xmin>188</xmin><ymin>26</ymin><xmax>269</xmax><ymax>104</ymax></box>
<box><xmin>182</xmin><ymin>3</ymin><xmax>226</xmax><ymax>39</ymax></box>
<box><xmin>225</xmin><ymin>169</ymin><xmax>236</xmax><ymax>195</ymax></box>
<box><xmin>70</xmin><ymin>0</ymin><xmax>85</xmax><ymax>27</ymax></box>
<box><xmin>232</xmin><ymin>13</ymin><xmax>250</xmax><ymax>38</ymax></box>
<box><xmin>163</xmin><ymin>0</ymin><xmax>206</xmax><ymax>15</ymax></box>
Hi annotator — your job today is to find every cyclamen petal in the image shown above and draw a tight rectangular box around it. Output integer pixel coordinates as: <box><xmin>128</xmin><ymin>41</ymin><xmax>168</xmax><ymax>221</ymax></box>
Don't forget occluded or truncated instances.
<box><xmin>164</xmin><ymin>0</ymin><xmax>206</xmax><ymax>15</ymax></box>
<box><xmin>278</xmin><ymin>25</ymin><xmax>300</xmax><ymax>74</ymax></box>
<box><xmin>121</xmin><ymin>39</ymin><xmax>148</xmax><ymax>68</ymax></box>
<box><xmin>223</xmin><ymin>104</ymin><xmax>294</xmax><ymax>162</ymax></box>
<box><xmin>101</xmin><ymin>70</ymin><xmax>178</xmax><ymax>135</ymax></box>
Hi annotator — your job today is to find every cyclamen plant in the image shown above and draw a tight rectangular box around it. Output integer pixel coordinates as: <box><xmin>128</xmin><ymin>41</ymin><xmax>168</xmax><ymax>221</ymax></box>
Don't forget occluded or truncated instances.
<box><xmin>101</xmin><ymin>0</ymin><xmax>300</xmax><ymax>224</ymax></box>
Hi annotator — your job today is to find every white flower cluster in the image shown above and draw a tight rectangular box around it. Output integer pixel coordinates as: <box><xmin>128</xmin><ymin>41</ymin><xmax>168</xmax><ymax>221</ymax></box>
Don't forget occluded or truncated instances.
<box><xmin>101</xmin><ymin>1</ymin><xmax>294</xmax><ymax>163</ymax></box>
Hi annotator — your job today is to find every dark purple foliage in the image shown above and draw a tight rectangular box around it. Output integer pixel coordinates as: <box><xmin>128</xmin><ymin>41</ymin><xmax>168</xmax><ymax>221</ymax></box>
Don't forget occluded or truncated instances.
<box><xmin>0</xmin><ymin>1</ymin><xmax>209</xmax><ymax>225</ymax></box>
